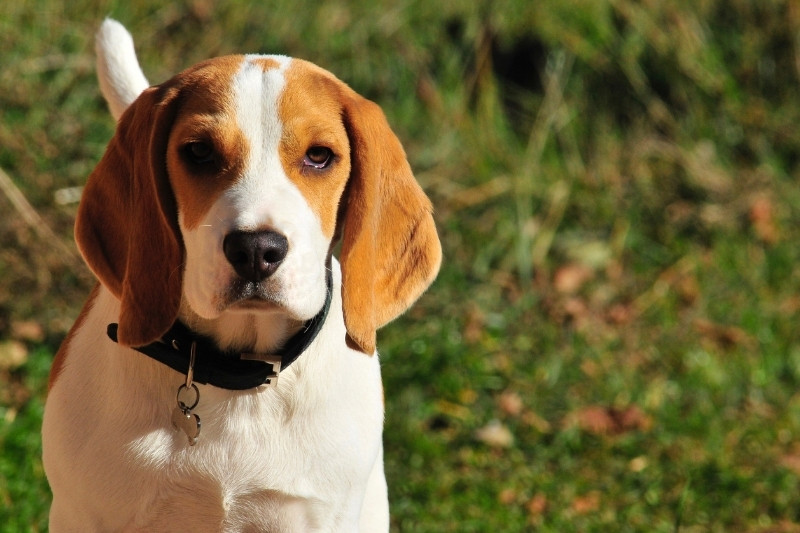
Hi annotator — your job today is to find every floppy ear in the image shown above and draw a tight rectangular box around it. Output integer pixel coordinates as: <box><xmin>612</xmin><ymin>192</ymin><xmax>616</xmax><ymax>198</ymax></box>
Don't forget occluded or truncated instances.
<box><xmin>339</xmin><ymin>94</ymin><xmax>442</xmax><ymax>354</ymax></box>
<box><xmin>75</xmin><ymin>85</ymin><xmax>183</xmax><ymax>347</ymax></box>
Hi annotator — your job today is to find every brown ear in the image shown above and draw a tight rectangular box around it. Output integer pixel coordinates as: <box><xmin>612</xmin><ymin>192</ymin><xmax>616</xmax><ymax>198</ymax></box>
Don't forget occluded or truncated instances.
<box><xmin>75</xmin><ymin>85</ymin><xmax>183</xmax><ymax>347</ymax></box>
<box><xmin>339</xmin><ymin>94</ymin><xmax>442</xmax><ymax>354</ymax></box>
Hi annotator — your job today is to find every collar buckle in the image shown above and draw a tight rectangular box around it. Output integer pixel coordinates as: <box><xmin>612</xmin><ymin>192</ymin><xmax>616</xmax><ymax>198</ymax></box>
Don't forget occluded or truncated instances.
<box><xmin>240</xmin><ymin>353</ymin><xmax>283</xmax><ymax>387</ymax></box>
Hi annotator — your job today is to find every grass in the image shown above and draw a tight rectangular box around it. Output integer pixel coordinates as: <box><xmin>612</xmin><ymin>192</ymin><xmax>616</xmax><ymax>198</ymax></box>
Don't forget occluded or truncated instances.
<box><xmin>3</xmin><ymin>0</ymin><xmax>800</xmax><ymax>531</ymax></box>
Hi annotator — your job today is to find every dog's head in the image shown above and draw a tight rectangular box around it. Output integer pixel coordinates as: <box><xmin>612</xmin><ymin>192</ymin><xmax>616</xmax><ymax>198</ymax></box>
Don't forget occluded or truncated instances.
<box><xmin>77</xmin><ymin>37</ymin><xmax>440</xmax><ymax>354</ymax></box>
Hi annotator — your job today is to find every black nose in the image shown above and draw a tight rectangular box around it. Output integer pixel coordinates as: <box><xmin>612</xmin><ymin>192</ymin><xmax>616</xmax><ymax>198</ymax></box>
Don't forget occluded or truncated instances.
<box><xmin>223</xmin><ymin>230</ymin><xmax>289</xmax><ymax>282</ymax></box>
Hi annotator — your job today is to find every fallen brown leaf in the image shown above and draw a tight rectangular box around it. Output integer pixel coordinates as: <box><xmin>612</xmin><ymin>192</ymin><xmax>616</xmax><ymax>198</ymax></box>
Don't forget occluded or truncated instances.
<box><xmin>606</xmin><ymin>303</ymin><xmax>634</xmax><ymax>325</ymax></box>
<box><xmin>571</xmin><ymin>491</ymin><xmax>600</xmax><ymax>514</ymax></box>
<box><xmin>568</xmin><ymin>405</ymin><xmax>652</xmax><ymax>435</ymax></box>
<box><xmin>780</xmin><ymin>453</ymin><xmax>800</xmax><ymax>476</ymax></box>
<box><xmin>749</xmin><ymin>195</ymin><xmax>779</xmax><ymax>244</ymax></box>
<box><xmin>498</xmin><ymin>488</ymin><xmax>517</xmax><ymax>505</ymax></box>
<box><xmin>462</xmin><ymin>304</ymin><xmax>485</xmax><ymax>344</ymax></box>
<box><xmin>694</xmin><ymin>318</ymin><xmax>753</xmax><ymax>350</ymax></box>
<box><xmin>572</xmin><ymin>406</ymin><xmax>615</xmax><ymax>434</ymax></box>
<box><xmin>755</xmin><ymin>520</ymin><xmax>800</xmax><ymax>533</ymax></box>
<box><xmin>498</xmin><ymin>391</ymin><xmax>524</xmax><ymax>417</ymax></box>
<box><xmin>527</xmin><ymin>493</ymin><xmax>548</xmax><ymax>516</ymax></box>
<box><xmin>554</xmin><ymin>263</ymin><xmax>594</xmax><ymax>294</ymax></box>
<box><xmin>11</xmin><ymin>320</ymin><xmax>44</xmax><ymax>343</ymax></box>
<box><xmin>0</xmin><ymin>340</ymin><xmax>28</xmax><ymax>370</ymax></box>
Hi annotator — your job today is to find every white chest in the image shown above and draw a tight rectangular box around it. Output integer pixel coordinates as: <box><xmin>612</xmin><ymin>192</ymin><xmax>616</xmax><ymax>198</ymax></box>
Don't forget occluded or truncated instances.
<box><xmin>43</xmin><ymin>288</ymin><xmax>385</xmax><ymax>532</ymax></box>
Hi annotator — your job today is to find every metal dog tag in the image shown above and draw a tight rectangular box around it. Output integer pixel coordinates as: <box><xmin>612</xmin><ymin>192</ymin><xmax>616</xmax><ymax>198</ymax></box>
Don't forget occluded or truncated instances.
<box><xmin>171</xmin><ymin>405</ymin><xmax>201</xmax><ymax>446</ymax></box>
<box><xmin>171</xmin><ymin>382</ymin><xmax>201</xmax><ymax>446</ymax></box>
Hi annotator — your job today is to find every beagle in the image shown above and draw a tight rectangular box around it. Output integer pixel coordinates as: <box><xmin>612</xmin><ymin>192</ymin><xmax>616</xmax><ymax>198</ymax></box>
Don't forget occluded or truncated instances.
<box><xmin>42</xmin><ymin>19</ymin><xmax>440</xmax><ymax>532</ymax></box>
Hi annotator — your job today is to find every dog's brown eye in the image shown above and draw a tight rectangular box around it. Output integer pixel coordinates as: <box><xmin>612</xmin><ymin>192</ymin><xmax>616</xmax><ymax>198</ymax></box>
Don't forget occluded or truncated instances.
<box><xmin>184</xmin><ymin>141</ymin><xmax>215</xmax><ymax>164</ymax></box>
<box><xmin>303</xmin><ymin>146</ymin><xmax>333</xmax><ymax>169</ymax></box>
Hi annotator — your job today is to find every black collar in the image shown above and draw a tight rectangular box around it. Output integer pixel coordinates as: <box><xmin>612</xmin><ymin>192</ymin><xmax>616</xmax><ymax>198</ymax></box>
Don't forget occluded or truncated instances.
<box><xmin>106</xmin><ymin>270</ymin><xmax>333</xmax><ymax>390</ymax></box>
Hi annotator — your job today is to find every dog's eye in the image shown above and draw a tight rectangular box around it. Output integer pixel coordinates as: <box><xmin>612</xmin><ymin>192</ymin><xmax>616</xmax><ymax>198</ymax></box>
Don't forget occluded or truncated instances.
<box><xmin>184</xmin><ymin>141</ymin><xmax>215</xmax><ymax>165</ymax></box>
<box><xmin>303</xmin><ymin>146</ymin><xmax>333</xmax><ymax>169</ymax></box>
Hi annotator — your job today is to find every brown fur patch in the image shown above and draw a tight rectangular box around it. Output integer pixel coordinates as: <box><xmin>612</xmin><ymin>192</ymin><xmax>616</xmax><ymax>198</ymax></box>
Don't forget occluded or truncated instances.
<box><xmin>278</xmin><ymin>60</ymin><xmax>352</xmax><ymax>239</ymax></box>
<box><xmin>252</xmin><ymin>57</ymin><xmax>282</xmax><ymax>71</ymax></box>
<box><xmin>166</xmin><ymin>55</ymin><xmax>249</xmax><ymax>231</ymax></box>
<box><xmin>278</xmin><ymin>60</ymin><xmax>441</xmax><ymax>354</ymax></box>
<box><xmin>76</xmin><ymin>83</ymin><xmax>183</xmax><ymax>347</ymax></box>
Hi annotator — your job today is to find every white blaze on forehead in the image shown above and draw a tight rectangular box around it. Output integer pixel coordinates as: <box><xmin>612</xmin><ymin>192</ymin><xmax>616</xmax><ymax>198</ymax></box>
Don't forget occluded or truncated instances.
<box><xmin>235</xmin><ymin>55</ymin><xmax>290</xmax><ymax>168</ymax></box>
<box><xmin>229</xmin><ymin>55</ymin><xmax>295</xmax><ymax>229</ymax></box>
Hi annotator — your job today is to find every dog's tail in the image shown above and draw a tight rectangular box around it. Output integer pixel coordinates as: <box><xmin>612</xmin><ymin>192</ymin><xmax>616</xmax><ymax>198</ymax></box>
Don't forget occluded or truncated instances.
<box><xmin>95</xmin><ymin>18</ymin><xmax>150</xmax><ymax>121</ymax></box>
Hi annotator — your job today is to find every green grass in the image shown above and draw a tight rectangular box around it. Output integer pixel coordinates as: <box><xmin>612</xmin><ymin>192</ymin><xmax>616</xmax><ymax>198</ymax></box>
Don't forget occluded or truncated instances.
<box><xmin>3</xmin><ymin>0</ymin><xmax>800</xmax><ymax>531</ymax></box>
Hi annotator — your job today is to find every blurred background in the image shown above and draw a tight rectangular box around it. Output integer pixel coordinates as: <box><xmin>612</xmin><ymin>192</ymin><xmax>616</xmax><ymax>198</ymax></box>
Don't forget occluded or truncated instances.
<box><xmin>3</xmin><ymin>1</ymin><xmax>800</xmax><ymax>531</ymax></box>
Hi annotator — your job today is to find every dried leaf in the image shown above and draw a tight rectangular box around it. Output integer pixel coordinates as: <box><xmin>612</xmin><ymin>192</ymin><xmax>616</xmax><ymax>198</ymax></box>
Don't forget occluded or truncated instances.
<box><xmin>498</xmin><ymin>488</ymin><xmax>517</xmax><ymax>505</ymax></box>
<box><xmin>780</xmin><ymin>453</ymin><xmax>800</xmax><ymax>476</ymax></box>
<box><xmin>11</xmin><ymin>320</ymin><xmax>44</xmax><ymax>342</ymax></box>
<box><xmin>553</xmin><ymin>264</ymin><xmax>593</xmax><ymax>294</ymax></box>
<box><xmin>750</xmin><ymin>195</ymin><xmax>779</xmax><ymax>244</ymax></box>
<box><xmin>606</xmin><ymin>303</ymin><xmax>634</xmax><ymax>325</ymax></box>
<box><xmin>571</xmin><ymin>406</ymin><xmax>615</xmax><ymax>434</ymax></box>
<box><xmin>498</xmin><ymin>391</ymin><xmax>524</xmax><ymax>417</ymax></box>
<box><xmin>629</xmin><ymin>456</ymin><xmax>648</xmax><ymax>472</ymax></box>
<box><xmin>756</xmin><ymin>520</ymin><xmax>800</xmax><ymax>533</ymax></box>
<box><xmin>463</xmin><ymin>305</ymin><xmax>485</xmax><ymax>344</ymax></box>
<box><xmin>571</xmin><ymin>491</ymin><xmax>600</xmax><ymax>514</ymax></box>
<box><xmin>527</xmin><ymin>493</ymin><xmax>548</xmax><ymax>516</ymax></box>
<box><xmin>694</xmin><ymin>319</ymin><xmax>753</xmax><ymax>350</ymax></box>
<box><xmin>0</xmin><ymin>340</ymin><xmax>28</xmax><ymax>370</ymax></box>
<box><xmin>616</xmin><ymin>405</ymin><xmax>653</xmax><ymax>432</ymax></box>
<box><xmin>676</xmin><ymin>274</ymin><xmax>700</xmax><ymax>305</ymax></box>
<box><xmin>189</xmin><ymin>0</ymin><xmax>214</xmax><ymax>21</ymax></box>
<box><xmin>580</xmin><ymin>359</ymin><xmax>602</xmax><ymax>380</ymax></box>
<box><xmin>475</xmin><ymin>420</ymin><xmax>514</xmax><ymax>448</ymax></box>
<box><xmin>568</xmin><ymin>405</ymin><xmax>652</xmax><ymax>435</ymax></box>
<box><xmin>562</xmin><ymin>297</ymin><xmax>590</xmax><ymax>328</ymax></box>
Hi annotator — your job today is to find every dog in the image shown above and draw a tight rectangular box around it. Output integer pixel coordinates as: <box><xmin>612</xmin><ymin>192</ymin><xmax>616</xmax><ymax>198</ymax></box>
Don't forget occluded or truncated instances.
<box><xmin>42</xmin><ymin>19</ymin><xmax>441</xmax><ymax>532</ymax></box>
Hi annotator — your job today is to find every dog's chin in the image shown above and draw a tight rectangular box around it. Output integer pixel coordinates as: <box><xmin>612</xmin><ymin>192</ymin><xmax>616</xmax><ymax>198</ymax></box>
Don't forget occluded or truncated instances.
<box><xmin>221</xmin><ymin>279</ymin><xmax>284</xmax><ymax>312</ymax></box>
<box><xmin>227</xmin><ymin>297</ymin><xmax>281</xmax><ymax>313</ymax></box>
<box><xmin>182</xmin><ymin>280</ymin><xmax>278</xmax><ymax>319</ymax></box>
<box><xmin>186</xmin><ymin>275</ymin><xmax>326</xmax><ymax>323</ymax></box>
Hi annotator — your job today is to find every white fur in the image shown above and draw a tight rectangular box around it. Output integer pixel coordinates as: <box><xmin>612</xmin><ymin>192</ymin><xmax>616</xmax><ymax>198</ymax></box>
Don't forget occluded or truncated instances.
<box><xmin>43</xmin><ymin>20</ymin><xmax>390</xmax><ymax>532</ymax></box>
<box><xmin>95</xmin><ymin>19</ymin><xmax>149</xmax><ymax>121</ymax></box>
<box><xmin>43</xmin><ymin>266</ymin><xmax>388</xmax><ymax>531</ymax></box>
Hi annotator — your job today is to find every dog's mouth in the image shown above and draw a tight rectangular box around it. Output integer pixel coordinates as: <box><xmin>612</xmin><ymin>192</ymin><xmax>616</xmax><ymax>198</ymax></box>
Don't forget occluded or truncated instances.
<box><xmin>223</xmin><ymin>279</ymin><xmax>284</xmax><ymax>311</ymax></box>
<box><xmin>229</xmin><ymin>298</ymin><xmax>281</xmax><ymax>313</ymax></box>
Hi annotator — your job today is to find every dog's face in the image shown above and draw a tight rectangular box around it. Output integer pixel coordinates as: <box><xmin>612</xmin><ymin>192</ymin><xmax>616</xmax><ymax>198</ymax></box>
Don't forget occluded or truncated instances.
<box><xmin>169</xmin><ymin>56</ymin><xmax>349</xmax><ymax>323</ymax></box>
<box><xmin>76</xmin><ymin>54</ymin><xmax>441</xmax><ymax>354</ymax></box>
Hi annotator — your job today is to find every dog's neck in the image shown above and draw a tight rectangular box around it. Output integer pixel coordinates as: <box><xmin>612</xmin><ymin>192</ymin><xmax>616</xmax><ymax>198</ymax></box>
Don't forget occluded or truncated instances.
<box><xmin>178</xmin><ymin>305</ymin><xmax>306</xmax><ymax>355</ymax></box>
<box><xmin>106</xmin><ymin>269</ymin><xmax>334</xmax><ymax>391</ymax></box>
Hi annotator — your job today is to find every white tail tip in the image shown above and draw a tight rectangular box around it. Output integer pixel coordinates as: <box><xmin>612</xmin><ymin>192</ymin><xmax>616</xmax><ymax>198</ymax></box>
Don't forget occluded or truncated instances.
<box><xmin>95</xmin><ymin>19</ymin><xmax>150</xmax><ymax>121</ymax></box>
